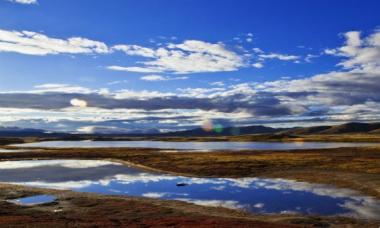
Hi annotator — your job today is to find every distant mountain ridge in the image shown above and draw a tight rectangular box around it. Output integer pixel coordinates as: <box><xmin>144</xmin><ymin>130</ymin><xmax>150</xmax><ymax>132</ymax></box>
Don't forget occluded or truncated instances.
<box><xmin>280</xmin><ymin>122</ymin><xmax>380</xmax><ymax>135</ymax></box>
<box><xmin>0</xmin><ymin>127</ymin><xmax>66</xmax><ymax>137</ymax></box>
<box><xmin>1</xmin><ymin>122</ymin><xmax>380</xmax><ymax>137</ymax></box>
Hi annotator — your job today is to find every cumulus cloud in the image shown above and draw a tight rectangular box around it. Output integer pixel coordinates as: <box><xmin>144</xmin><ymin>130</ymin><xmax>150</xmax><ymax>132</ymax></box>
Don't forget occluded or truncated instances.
<box><xmin>0</xmin><ymin>27</ymin><xmax>309</xmax><ymax>75</ymax></box>
<box><xmin>112</xmin><ymin>44</ymin><xmax>156</xmax><ymax>57</ymax></box>
<box><xmin>0</xmin><ymin>29</ymin><xmax>109</xmax><ymax>56</ymax></box>
<box><xmin>0</xmin><ymin>27</ymin><xmax>303</xmax><ymax>74</ymax></box>
<box><xmin>324</xmin><ymin>29</ymin><xmax>380</xmax><ymax>71</ymax></box>
<box><xmin>2</xmin><ymin>29</ymin><xmax>380</xmax><ymax>131</ymax></box>
<box><xmin>110</xmin><ymin>40</ymin><xmax>245</xmax><ymax>74</ymax></box>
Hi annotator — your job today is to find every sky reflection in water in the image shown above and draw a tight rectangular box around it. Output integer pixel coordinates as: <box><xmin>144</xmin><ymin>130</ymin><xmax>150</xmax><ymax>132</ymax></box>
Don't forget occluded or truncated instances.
<box><xmin>8</xmin><ymin>195</ymin><xmax>56</xmax><ymax>206</ymax></box>
<box><xmin>14</xmin><ymin>140</ymin><xmax>380</xmax><ymax>151</ymax></box>
<box><xmin>0</xmin><ymin>159</ymin><xmax>379</xmax><ymax>219</ymax></box>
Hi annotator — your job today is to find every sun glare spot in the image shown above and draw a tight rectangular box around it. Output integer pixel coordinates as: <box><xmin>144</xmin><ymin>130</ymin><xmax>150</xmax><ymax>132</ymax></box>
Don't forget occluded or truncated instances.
<box><xmin>70</xmin><ymin>98</ymin><xmax>87</xmax><ymax>108</ymax></box>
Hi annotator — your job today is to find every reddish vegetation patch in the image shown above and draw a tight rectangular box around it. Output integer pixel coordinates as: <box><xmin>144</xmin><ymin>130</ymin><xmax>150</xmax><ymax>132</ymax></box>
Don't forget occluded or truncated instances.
<box><xmin>139</xmin><ymin>217</ymin><xmax>295</xmax><ymax>228</ymax></box>
<box><xmin>0</xmin><ymin>184</ymin><xmax>300</xmax><ymax>228</ymax></box>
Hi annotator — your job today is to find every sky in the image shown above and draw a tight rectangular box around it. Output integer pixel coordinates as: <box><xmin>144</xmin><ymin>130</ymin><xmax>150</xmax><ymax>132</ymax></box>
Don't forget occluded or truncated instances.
<box><xmin>1</xmin><ymin>0</ymin><xmax>380</xmax><ymax>134</ymax></box>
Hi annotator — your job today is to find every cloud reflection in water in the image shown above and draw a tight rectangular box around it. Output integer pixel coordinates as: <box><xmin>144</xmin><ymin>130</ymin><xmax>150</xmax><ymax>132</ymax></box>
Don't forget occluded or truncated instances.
<box><xmin>0</xmin><ymin>160</ymin><xmax>379</xmax><ymax>219</ymax></box>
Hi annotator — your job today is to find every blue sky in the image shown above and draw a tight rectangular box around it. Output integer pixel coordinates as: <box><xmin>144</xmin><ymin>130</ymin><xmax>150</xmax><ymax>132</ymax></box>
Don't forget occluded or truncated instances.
<box><xmin>1</xmin><ymin>0</ymin><xmax>380</xmax><ymax>133</ymax></box>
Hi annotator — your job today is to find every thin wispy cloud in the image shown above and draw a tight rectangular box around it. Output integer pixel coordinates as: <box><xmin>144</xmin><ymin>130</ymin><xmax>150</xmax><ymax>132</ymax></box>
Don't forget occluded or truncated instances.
<box><xmin>6</xmin><ymin>0</ymin><xmax>37</xmax><ymax>4</ymax></box>
<box><xmin>258</xmin><ymin>53</ymin><xmax>300</xmax><ymax>61</ymax></box>
<box><xmin>140</xmin><ymin>75</ymin><xmax>188</xmax><ymax>81</ymax></box>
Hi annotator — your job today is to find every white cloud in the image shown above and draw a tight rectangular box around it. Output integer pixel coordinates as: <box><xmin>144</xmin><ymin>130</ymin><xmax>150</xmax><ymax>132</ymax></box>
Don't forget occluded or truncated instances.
<box><xmin>305</xmin><ymin>54</ymin><xmax>319</xmax><ymax>63</ymax></box>
<box><xmin>33</xmin><ymin>84</ymin><xmax>93</xmax><ymax>94</ymax></box>
<box><xmin>107</xmin><ymin>66</ymin><xmax>161</xmax><ymax>73</ymax></box>
<box><xmin>209</xmin><ymin>81</ymin><xmax>225</xmax><ymax>87</ymax></box>
<box><xmin>0</xmin><ymin>160</ymin><xmax>119</xmax><ymax>169</ymax></box>
<box><xmin>252</xmin><ymin>62</ymin><xmax>264</xmax><ymax>68</ymax></box>
<box><xmin>113</xmin><ymin>89</ymin><xmax>175</xmax><ymax>100</ymax></box>
<box><xmin>112</xmin><ymin>44</ymin><xmax>155</xmax><ymax>57</ymax></box>
<box><xmin>140</xmin><ymin>75</ymin><xmax>167</xmax><ymax>81</ymax></box>
<box><xmin>2</xmin><ymin>29</ymin><xmax>380</xmax><ymax>129</ymax></box>
<box><xmin>324</xmin><ymin>29</ymin><xmax>380</xmax><ymax>71</ymax></box>
<box><xmin>259</xmin><ymin>53</ymin><xmax>300</xmax><ymax>61</ymax></box>
<box><xmin>76</xmin><ymin>126</ymin><xmax>134</xmax><ymax>134</ymax></box>
<box><xmin>0</xmin><ymin>29</ymin><xmax>109</xmax><ymax>56</ymax></box>
<box><xmin>252</xmin><ymin>48</ymin><xmax>264</xmax><ymax>54</ymax></box>
<box><xmin>140</xmin><ymin>75</ymin><xmax>188</xmax><ymax>81</ymax></box>
<box><xmin>7</xmin><ymin>0</ymin><xmax>37</xmax><ymax>4</ymax></box>
<box><xmin>253</xmin><ymin>203</ymin><xmax>265</xmax><ymax>208</ymax></box>
<box><xmin>110</xmin><ymin>40</ymin><xmax>245</xmax><ymax>74</ymax></box>
<box><xmin>174</xmin><ymin>198</ymin><xmax>247</xmax><ymax>210</ymax></box>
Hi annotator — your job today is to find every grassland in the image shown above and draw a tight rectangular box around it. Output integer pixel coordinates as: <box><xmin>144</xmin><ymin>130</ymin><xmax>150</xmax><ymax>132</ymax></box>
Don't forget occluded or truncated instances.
<box><xmin>0</xmin><ymin>135</ymin><xmax>380</xmax><ymax>227</ymax></box>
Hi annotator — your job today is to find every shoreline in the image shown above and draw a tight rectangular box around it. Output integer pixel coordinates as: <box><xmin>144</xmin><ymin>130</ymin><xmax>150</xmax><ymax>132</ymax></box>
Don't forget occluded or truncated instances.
<box><xmin>0</xmin><ymin>143</ymin><xmax>379</xmax><ymax>226</ymax></box>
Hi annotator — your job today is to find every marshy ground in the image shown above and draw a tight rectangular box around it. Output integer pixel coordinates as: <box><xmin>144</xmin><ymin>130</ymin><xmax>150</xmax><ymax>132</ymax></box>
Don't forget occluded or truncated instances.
<box><xmin>0</xmin><ymin>135</ymin><xmax>380</xmax><ymax>227</ymax></box>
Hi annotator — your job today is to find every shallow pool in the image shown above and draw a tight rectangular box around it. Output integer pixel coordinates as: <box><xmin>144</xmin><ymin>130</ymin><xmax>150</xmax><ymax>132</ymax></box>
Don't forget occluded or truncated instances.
<box><xmin>7</xmin><ymin>195</ymin><xmax>56</xmax><ymax>206</ymax></box>
<box><xmin>0</xmin><ymin>159</ymin><xmax>379</xmax><ymax>219</ymax></box>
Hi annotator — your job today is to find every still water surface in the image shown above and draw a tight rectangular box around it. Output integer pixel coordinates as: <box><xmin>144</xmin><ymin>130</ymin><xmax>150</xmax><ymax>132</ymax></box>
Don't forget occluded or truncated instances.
<box><xmin>8</xmin><ymin>195</ymin><xmax>56</xmax><ymax>206</ymax></box>
<box><xmin>0</xmin><ymin>148</ymin><xmax>36</xmax><ymax>153</ymax></box>
<box><xmin>0</xmin><ymin>159</ymin><xmax>379</xmax><ymax>219</ymax></box>
<box><xmin>14</xmin><ymin>140</ymin><xmax>379</xmax><ymax>151</ymax></box>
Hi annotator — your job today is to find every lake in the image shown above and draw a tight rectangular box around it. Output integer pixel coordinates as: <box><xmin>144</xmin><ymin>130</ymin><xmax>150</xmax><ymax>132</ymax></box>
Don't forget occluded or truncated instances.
<box><xmin>13</xmin><ymin>140</ymin><xmax>379</xmax><ymax>151</ymax></box>
<box><xmin>0</xmin><ymin>148</ymin><xmax>37</xmax><ymax>153</ymax></box>
<box><xmin>0</xmin><ymin>159</ymin><xmax>379</xmax><ymax>219</ymax></box>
